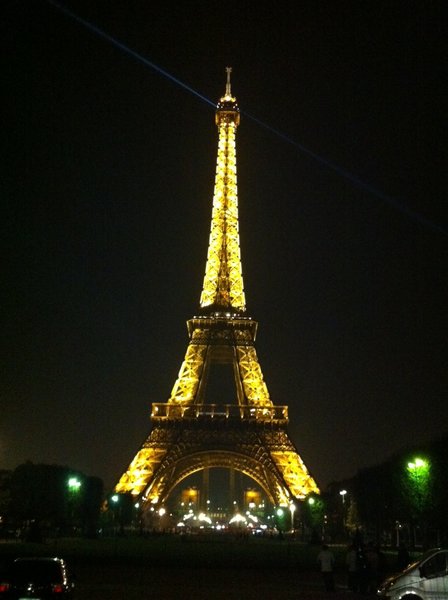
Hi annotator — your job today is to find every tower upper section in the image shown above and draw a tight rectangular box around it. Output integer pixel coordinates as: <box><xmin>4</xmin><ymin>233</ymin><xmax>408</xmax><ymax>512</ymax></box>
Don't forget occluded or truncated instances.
<box><xmin>200</xmin><ymin>67</ymin><xmax>246</xmax><ymax>313</ymax></box>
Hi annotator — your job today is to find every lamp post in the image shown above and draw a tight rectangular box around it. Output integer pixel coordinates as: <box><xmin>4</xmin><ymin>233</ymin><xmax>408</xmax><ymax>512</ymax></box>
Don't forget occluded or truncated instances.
<box><xmin>67</xmin><ymin>477</ymin><xmax>82</xmax><ymax>533</ymax></box>
<box><xmin>110</xmin><ymin>494</ymin><xmax>121</xmax><ymax>535</ymax></box>
<box><xmin>339</xmin><ymin>489</ymin><xmax>347</xmax><ymax>534</ymax></box>
<box><xmin>276</xmin><ymin>508</ymin><xmax>285</xmax><ymax>536</ymax></box>
<box><xmin>289</xmin><ymin>503</ymin><xmax>296</xmax><ymax>533</ymax></box>
<box><xmin>68</xmin><ymin>477</ymin><xmax>81</xmax><ymax>491</ymax></box>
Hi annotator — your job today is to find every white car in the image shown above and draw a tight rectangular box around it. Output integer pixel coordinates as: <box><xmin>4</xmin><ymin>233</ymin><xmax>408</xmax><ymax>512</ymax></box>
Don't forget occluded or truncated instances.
<box><xmin>377</xmin><ymin>548</ymin><xmax>447</xmax><ymax>600</ymax></box>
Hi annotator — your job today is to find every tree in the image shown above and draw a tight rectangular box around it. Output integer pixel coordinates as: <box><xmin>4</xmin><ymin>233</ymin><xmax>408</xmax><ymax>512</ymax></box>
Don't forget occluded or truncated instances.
<box><xmin>354</xmin><ymin>461</ymin><xmax>397</xmax><ymax>544</ymax></box>
<box><xmin>8</xmin><ymin>462</ymin><xmax>103</xmax><ymax>537</ymax></box>
<box><xmin>81</xmin><ymin>476</ymin><xmax>103</xmax><ymax>537</ymax></box>
<box><xmin>302</xmin><ymin>494</ymin><xmax>326</xmax><ymax>542</ymax></box>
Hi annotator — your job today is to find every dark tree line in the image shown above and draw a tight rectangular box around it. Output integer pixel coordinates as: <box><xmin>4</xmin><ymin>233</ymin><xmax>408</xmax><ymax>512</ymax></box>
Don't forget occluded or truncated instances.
<box><xmin>352</xmin><ymin>434</ymin><xmax>448</xmax><ymax>546</ymax></box>
<box><xmin>301</xmin><ymin>434</ymin><xmax>448</xmax><ymax>548</ymax></box>
<box><xmin>1</xmin><ymin>462</ymin><xmax>103</xmax><ymax>539</ymax></box>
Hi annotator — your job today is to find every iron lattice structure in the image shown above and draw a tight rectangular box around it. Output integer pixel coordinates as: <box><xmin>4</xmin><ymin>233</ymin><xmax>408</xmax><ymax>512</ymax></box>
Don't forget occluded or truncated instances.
<box><xmin>115</xmin><ymin>68</ymin><xmax>319</xmax><ymax>507</ymax></box>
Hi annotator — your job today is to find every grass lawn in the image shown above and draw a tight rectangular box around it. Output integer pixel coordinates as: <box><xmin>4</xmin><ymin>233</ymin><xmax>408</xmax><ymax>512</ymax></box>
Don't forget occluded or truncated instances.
<box><xmin>0</xmin><ymin>535</ymin><xmax>398</xmax><ymax>572</ymax></box>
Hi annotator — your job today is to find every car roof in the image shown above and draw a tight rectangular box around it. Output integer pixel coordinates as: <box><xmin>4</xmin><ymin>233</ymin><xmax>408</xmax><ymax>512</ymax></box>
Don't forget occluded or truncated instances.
<box><xmin>14</xmin><ymin>557</ymin><xmax>64</xmax><ymax>562</ymax></box>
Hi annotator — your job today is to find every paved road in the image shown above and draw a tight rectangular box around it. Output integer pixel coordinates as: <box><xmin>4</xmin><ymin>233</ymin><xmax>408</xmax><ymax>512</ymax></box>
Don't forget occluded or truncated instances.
<box><xmin>72</xmin><ymin>563</ymin><xmax>378</xmax><ymax>599</ymax></box>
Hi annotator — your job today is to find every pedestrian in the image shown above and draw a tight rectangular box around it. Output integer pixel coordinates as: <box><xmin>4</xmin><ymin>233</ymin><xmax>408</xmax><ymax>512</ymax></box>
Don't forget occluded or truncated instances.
<box><xmin>317</xmin><ymin>543</ymin><xmax>335</xmax><ymax>592</ymax></box>
<box><xmin>346</xmin><ymin>543</ymin><xmax>358</xmax><ymax>591</ymax></box>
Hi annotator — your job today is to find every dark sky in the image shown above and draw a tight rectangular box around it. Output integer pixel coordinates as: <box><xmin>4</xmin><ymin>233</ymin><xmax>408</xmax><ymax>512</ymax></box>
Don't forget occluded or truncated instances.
<box><xmin>2</xmin><ymin>1</ymin><xmax>447</xmax><ymax>493</ymax></box>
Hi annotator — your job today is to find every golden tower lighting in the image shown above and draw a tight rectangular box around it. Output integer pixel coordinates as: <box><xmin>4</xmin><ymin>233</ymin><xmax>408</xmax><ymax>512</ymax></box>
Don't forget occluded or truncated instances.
<box><xmin>114</xmin><ymin>68</ymin><xmax>319</xmax><ymax>508</ymax></box>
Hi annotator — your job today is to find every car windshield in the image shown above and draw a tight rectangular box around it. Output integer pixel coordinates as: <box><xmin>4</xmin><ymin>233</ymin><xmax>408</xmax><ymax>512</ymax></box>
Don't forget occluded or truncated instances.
<box><xmin>401</xmin><ymin>549</ymin><xmax>443</xmax><ymax>574</ymax></box>
<box><xmin>10</xmin><ymin>560</ymin><xmax>63</xmax><ymax>584</ymax></box>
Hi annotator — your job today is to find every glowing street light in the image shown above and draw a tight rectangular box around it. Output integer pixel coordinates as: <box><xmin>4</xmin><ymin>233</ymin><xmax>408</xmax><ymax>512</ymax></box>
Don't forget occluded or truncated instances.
<box><xmin>67</xmin><ymin>477</ymin><xmax>82</xmax><ymax>530</ymax></box>
<box><xmin>408</xmin><ymin>458</ymin><xmax>427</xmax><ymax>470</ymax></box>
<box><xmin>289</xmin><ymin>503</ymin><xmax>296</xmax><ymax>532</ymax></box>
<box><xmin>67</xmin><ymin>477</ymin><xmax>81</xmax><ymax>491</ymax></box>
<box><xmin>339</xmin><ymin>489</ymin><xmax>348</xmax><ymax>532</ymax></box>
<box><xmin>275</xmin><ymin>507</ymin><xmax>287</xmax><ymax>533</ymax></box>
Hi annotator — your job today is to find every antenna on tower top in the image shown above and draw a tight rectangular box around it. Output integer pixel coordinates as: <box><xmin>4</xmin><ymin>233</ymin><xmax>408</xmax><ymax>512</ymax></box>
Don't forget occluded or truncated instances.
<box><xmin>225</xmin><ymin>66</ymin><xmax>232</xmax><ymax>96</ymax></box>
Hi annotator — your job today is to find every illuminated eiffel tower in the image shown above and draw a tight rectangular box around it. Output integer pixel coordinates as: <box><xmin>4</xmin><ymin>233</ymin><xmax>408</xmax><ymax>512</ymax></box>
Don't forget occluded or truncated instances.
<box><xmin>115</xmin><ymin>68</ymin><xmax>319</xmax><ymax>508</ymax></box>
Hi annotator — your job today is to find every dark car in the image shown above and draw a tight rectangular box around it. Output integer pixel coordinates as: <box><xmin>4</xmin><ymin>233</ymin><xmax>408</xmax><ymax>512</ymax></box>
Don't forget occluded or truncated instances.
<box><xmin>0</xmin><ymin>557</ymin><xmax>75</xmax><ymax>598</ymax></box>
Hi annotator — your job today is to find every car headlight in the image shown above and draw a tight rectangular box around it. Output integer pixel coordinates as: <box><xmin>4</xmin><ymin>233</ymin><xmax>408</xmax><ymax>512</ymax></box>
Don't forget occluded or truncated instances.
<box><xmin>377</xmin><ymin>578</ymin><xmax>394</xmax><ymax>595</ymax></box>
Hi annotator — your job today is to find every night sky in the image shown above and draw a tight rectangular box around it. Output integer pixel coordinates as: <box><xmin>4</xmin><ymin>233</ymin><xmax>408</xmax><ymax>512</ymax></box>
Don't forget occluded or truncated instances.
<box><xmin>2</xmin><ymin>1</ymin><xmax>447</xmax><ymax>494</ymax></box>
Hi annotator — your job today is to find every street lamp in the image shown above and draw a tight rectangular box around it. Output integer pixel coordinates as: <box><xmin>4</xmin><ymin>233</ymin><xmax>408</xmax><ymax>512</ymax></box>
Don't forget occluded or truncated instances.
<box><xmin>289</xmin><ymin>503</ymin><xmax>296</xmax><ymax>532</ymax></box>
<box><xmin>67</xmin><ymin>477</ymin><xmax>82</xmax><ymax>533</ymax></box>
<box><xmin>275</xmin><ymin>507</ymin><xmax>285</xmax><ymax>533</ymax></box>
<box><xmin>339</xmin><ymin>489</ymin><xmax>347</xmax><ymax>533</ymax></box>
<box><xmin>408</xmin><ymin>458</ymin><xmax>427</xmax><ymax>471</ymax></box>
<box><xmin>109</xmin><ymin>494</ymin><xmax>120</xmax><ymax>534</ymax></box>
<box><xmin>68</xmin><ymin>477</ymin><xmax>81</xmax><ymax>491</ymax></box>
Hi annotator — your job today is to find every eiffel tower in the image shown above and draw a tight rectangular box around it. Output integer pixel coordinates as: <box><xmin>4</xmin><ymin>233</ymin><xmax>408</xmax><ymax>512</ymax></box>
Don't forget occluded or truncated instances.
<box><xmin>115</xmin><ymin>68</ymin><xmax>319</xmax><ymax>508</ymax></box>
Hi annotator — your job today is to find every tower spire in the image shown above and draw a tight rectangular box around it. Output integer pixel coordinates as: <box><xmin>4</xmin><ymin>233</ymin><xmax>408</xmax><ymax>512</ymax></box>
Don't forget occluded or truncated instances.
<box><xmin>225</xmin><ymin>66</ymin><xmax>232</xmax><ymax>97</ymax></box>
<box><xmin>200</xmin><ymin>67</ymin><xmax>245</xmax><ymax>313</ymax></box>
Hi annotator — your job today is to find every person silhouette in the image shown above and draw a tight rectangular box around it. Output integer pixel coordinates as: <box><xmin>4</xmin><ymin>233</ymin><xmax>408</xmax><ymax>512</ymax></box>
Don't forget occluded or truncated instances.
<box><xmin>317</xmin><ymin>544</ymin><xmax>335</xmax><ymax>592</ymax></box>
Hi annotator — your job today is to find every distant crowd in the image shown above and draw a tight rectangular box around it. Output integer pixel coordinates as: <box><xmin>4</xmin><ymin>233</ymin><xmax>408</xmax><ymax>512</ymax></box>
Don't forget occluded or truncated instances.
<box><xmin>317</xmin><ymin>539</ymin><xmax>411</xmax><ymax>594</ymax></box>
